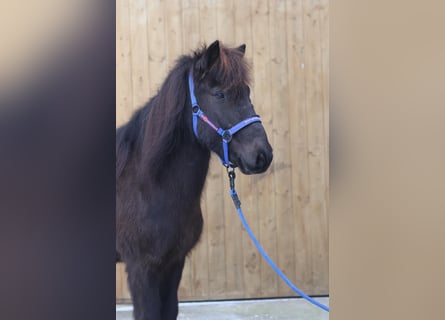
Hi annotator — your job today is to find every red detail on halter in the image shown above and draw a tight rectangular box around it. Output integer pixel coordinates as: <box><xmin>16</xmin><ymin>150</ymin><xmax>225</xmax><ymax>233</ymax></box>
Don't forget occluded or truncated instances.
<box><xmin>199</xmin><ymin>114</ymin><xmax>219</xmax><ymax>132</ymax></box>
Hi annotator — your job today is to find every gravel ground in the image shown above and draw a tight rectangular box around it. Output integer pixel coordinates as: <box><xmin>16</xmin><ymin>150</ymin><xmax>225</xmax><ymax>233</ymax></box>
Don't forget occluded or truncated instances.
<box><xmin>116</xmin><ymin>297</ymin><xmax>329</xmax><ymax>320</ymax></box>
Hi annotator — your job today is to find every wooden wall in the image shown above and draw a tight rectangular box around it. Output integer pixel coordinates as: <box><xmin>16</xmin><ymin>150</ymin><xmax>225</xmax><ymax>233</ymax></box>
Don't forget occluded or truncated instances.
<box><xmin>116</xmin><ymin>0</ymin><xmax>328</xmax><ymax>302</ymax></box>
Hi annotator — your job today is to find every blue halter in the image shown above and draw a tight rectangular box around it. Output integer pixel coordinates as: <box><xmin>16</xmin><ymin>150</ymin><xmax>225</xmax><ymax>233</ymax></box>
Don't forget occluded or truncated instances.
<box><xmin>188</xmin><ymin>72</ymin><xmax>262</xmax><ymax>168</ymax></box>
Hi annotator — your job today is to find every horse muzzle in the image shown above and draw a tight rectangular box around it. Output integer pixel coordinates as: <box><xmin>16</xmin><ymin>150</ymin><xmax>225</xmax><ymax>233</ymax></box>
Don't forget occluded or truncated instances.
<box><xmin>235</xmin><ymin>139</ymin><xmax>273</xmax><ymax>174</ymax></box>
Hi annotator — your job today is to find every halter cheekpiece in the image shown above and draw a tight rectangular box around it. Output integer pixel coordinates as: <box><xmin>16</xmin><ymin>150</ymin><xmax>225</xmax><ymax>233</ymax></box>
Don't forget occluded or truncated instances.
<box><xmin>188</xmin><ymin>71</ymin><xmax>261</xmax><ymax>168</ymax></box>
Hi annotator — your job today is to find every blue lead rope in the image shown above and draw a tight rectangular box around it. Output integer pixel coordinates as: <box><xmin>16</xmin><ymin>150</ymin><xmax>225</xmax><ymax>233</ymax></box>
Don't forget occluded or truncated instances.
<box><xmin>227</xmin><ymin>168</ymin><xmax>330</xmax><ymax>313</ymax></box>
<box><xmin>188</xmin><ymin>71</ymin><xmax>329</xmax><ymax>312</ymax></box>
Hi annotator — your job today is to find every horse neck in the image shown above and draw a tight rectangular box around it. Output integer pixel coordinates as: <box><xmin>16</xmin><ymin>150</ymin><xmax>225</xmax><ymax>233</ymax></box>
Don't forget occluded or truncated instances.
<box><xmin>144</xmin><ymin>101</ymin><xmax>211</xmax><ymax>200</ymax></box>
<box><xmin>137</xmin><ymin>61</ymin><xmax>212</xmax><ymax>199</ymax></box>
<box><xmin>165</xmin><ymin>134</ymin><xmax>211</xmax><ymax>200</ymax></box>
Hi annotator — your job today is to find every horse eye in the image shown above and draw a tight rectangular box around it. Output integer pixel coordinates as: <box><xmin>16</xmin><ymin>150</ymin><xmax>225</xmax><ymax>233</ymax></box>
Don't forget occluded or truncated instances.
<box><xmin>213</xmin><ymin>91</ymin><xmax>225</xmax><ymax>99</ymax></box>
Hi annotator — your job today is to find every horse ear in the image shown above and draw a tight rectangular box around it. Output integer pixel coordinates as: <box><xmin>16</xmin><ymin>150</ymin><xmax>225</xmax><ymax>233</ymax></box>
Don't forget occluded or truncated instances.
<box><xmin>237</xmin><ymin>44</ymin><xmax>246</xmax><ymax>55</ymax></box>
<box><xmin>206</xmin><ymin>40</ymin><xmax>220</xmax><ymax>68</ymax></box>
<box><xmin>197</xmin><ymin>40</ymin><xmax>220</xmax><ymax>75</ymax></box>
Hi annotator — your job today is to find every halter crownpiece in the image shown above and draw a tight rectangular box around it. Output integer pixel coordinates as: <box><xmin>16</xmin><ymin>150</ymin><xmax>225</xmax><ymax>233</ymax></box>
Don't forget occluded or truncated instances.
<box><xmin>188</xmin><ymin>71</ymin><xmax>261</xmax><ymax>168</ymax></box>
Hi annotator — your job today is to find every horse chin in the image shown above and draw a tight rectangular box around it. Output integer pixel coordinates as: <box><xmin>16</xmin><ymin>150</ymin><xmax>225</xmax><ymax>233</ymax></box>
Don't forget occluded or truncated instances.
<box><xmin>237</xmin><ymin>166</ymin><xmax>256</xmax><ymax>175</ymax></box>
<box><xmin>237</xmin><ymin>165</ymin><xmax>268</xmax><ymax>175</ymax></box>
<box><xmin>235</xmin><ymin>156</ymin><xmax>272</xmax><ymax>175</ymax></box>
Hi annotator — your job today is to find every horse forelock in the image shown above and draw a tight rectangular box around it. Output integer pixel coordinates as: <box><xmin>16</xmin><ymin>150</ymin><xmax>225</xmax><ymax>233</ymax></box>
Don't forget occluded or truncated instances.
<box><xmin>193</xmin><ymin>42</ymin><xmax>251</xmax><ymax>92</ymax></box>
<box><xmin>212</xmin><ymin>45</ymin><xmax>250</xmax><ymax>93</ymax></box>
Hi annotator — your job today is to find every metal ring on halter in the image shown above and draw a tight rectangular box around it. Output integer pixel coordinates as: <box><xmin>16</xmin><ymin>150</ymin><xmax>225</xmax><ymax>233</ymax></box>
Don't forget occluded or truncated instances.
<box><xmin>222</xmin><ymin>131</ymin><xmax>232</xmax><ymax>142</ymax></box>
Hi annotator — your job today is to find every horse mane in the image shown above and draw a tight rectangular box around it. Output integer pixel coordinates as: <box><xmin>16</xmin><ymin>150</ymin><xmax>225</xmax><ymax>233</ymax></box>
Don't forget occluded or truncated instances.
<box><xmin>116</xmin><ymin>42</ymin><xmax>251</xmax><ymax>183</ymax></box>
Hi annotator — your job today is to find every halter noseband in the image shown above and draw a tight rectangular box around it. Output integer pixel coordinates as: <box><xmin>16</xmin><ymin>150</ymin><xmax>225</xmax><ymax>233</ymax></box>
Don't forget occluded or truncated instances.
<box><xmin>188</xmin><ymin>71</ymin><xmax>261</xmax><ymax>168</ymax></box>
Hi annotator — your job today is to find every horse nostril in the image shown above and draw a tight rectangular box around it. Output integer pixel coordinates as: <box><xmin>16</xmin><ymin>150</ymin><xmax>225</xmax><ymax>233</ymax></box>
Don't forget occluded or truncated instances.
<box><xmin>256</xmin><ymin>152</ymin><xmax>267</xmax><ymax>169</ymax></box>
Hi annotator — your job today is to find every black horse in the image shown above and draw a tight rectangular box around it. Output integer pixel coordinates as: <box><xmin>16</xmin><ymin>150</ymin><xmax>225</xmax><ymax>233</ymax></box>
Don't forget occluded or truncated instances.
<box><xmin>116</xmin><ymin>40</ymin><xmax>273</xmax><ymax>320</ymax></box>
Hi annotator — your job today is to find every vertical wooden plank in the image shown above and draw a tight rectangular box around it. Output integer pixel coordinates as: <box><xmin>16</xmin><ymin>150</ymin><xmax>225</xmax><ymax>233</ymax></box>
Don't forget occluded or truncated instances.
<box><xmin>321</xmin><ymin>0</ymin><xmax>329</xmax><ymax>295</ymax></box>
<box><xmin>319</xmin><ymin>0</ymin><xmax>329</xmax><ymax>153</ymax></box>
<box><xmin>116</xmin><ymin>262</ymin><xmax>123</xmax><ymax>302</ymax></box>
<box><xmin>220</xmin><ymin>0</ymin><xmax>257</xmax><ymax>300</ymax></box>
<box><xmin>250</xmin><ymin>0</ymin><xmax>278</xmax><ymax>298</ymax></box>
<box><xmin>307</xmin><ymin>147</ymin><xmax>329</xmax><ymax>295</ymax></box>
<box><xmin>178</xmin><ymin>0</ymin><xmax>196</xmax><ymax>300</ymax></box>
<box><xmin>199</xmin><ymin>0</ymin><xmax>242</xmax><ymax>301</ymax></box>
<box><xmin>216</xmin><ymin>0</ymin><xmax>235</xmax><ymax>44</ymax></box>
<box><xmin>312</xmin><ymin>0</ymin><xmax>329</xmax><ymax>295</ymax></box>
<box><xmin>163</xmin><ymin>0</ymin><xmax>194</xmax><ymax>301</ymax></box>
<box><xmin>303</xmin><ymin>0</ymin><xmax>325</xmax><ymax>148</ymax></box>
<box><xmin>186</xmin><ymin>0</ymin><xmax>218</xmax><ymax>301</ymax></box>
<box><xmin>268</xmin><ymin>0</ymin><xmax>296</xmax><ymax>297</ymax></box>
<box><xmin>295</xmin><ymin>146</ymin><xmax>315</xmax><ymax>295</ymax></box>
<box><xmin>197</xmin><ymin>1</ymin><xmax>217</xmax><ymax>300</ymax></box>
<box><xmin>302</xmin><ymin>0</ymin><xmax>329</xmax><ymax>294</ymax></box>
<box><xmin>184</xmin><ymin>0</ymin><xmax>227</xmax><ymax>300</ymax></box>
<box><xmin>116</xmin><ymin>0</ymin><xmax>134</xmax><ymax>127</ymax></box>
<box><xmin>216</xmin><ymin>0</ymin><xmax>236</xmax><ymax>300</ymax></box>
<box><xmin>198</xmin><ymin>0</ymin><xmax>217</xmax><ymax>44</ymax></box>
<box><xmin>116</xmin><ymin>0</ymin><xmax>134</xmax><ymax>303</ymax></box>
<box><xmin>146</xmin><ymin>0</ymin><xmax>167</xmax><ymax>95</ymax></box>
<box><xmin>187</xmin><ymin>188</ymin><xmax>210</xmax><ymax>300</ymax></box>
<box><xmin>319</xmin><ymin>0</ymin><xmax>330</xmax><ymax>195</ymax></box>
<box><xmin>181</xmin><ymin>0</ymin><xmax>200</xmax><ymax>52</ymax></box>
<box><xmin>178</xmin><ymin>241</ymin><xmax>192</xmax><ymax>300</ymax></box>
<box><xmin>285</xmin><ymin>0</ymin><xmax>313</xmax><ymax>296</ymax></box>
<box><xmin>116</xmin><ymin>262</ymin><xmax>131</xmax><ymax>303</ymax></box>
<box><xmin>165</xmin><ymin>0</ymin><xmax>183</xmax><ymax>68</ymax></box>
<box><xmin>234</xmin><ymin>0</ymin><xmax>253</xmax><ymax>47</ymax></box>
<box><xmin>128</xmin><ymin>0</ymin><xmax>150</xmax><ymax>110</ymax></box>
<box><xmin>204</xmin><ymin>158</ymin><xmax>227</xmax><ymax>299</ymax></box>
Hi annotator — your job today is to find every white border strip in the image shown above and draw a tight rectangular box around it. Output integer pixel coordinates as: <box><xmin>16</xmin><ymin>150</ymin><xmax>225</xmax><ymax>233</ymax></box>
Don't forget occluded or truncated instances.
<box><xmin>116</xmin><ymin>297</ymin><xmax>329</xmax><ymax>312</ymax></box>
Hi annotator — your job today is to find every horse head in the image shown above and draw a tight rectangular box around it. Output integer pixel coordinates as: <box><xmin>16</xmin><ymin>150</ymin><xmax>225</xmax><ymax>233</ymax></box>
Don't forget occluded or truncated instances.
<box><xmin>190</xmin><ymin>40</ymin><xmax>273</xmax><ymax>174</ymax></box>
